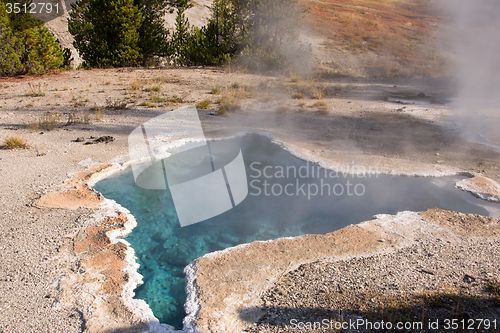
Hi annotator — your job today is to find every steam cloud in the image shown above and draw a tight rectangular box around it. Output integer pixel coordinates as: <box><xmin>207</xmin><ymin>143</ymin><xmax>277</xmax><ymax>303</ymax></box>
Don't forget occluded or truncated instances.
<box><xmin>441</xmin><ymin>0</ymin><xmax>500</xmax><ymax>148</ymax></box>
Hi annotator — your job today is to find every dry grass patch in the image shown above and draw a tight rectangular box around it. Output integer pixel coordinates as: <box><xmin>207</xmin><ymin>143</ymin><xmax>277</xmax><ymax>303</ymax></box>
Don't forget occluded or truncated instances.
<box><xmin>260</xmin><ymin>94</ymin><xmax>273</xmax><ymax>103</ymax></box>
<box><xmin>146</xmin><ymin>94</ymin><xmax>183</xmax><ymax>106</ymax></box>
<box><xmin>228</xmin><ymin>85</ymin><xmax>256</xmax><ymax>99</ymax></box>
<box><xmin>308</xmin><ymin>83</ymin><xmax>327</xmax><ymax>100</ymax></box>
<box><xmin>26</xmin><ymin>82</ymin><xmax>47</xmax><ymax>97</ymax></box>
<box><xmin>30</xmin><ymin>112</ymin><xmax>59</xmax><ymax>131</ymax></box>
<box><xmin>151</xmin><ymin>76</ymin><xmax>180</xmax><ymax>84</ymax></box>
<box><xmin>312</xmin><ymin>101</ymin><xmax>329</xmax><ymax>114</ymax></box>
<box><xmin>130</xmin><ymin>78</ymin><xmax>143</xmax><ymax>91</ymax></box>
<box><xmin>486</xmin><ymin>279</ymin><xmax>500</xmax><ymax>300</ymax></box>
<box><xmin>3</xmin><ymin>136</ymin><xmax>28</xmax><ymax>149</ymax></box>
<box><xmin>151</xmin><ymin>77</ymin><xmax>167</xmax><ymax>84</ymax></box>
<box><xmin>292</xmin><ymin>92</ymin><xmax>305</xmax><ymax>99</ymax></box>
<box><xmin>139</xmin><ymin>101</ymin><xmax>157</xmax><ymax>108</ymax></box>
<box><xmin>311</xmin><ymin>91</ymin><xmax>324</xmax><ymax>100</ymax></box>
<box><xmin>218</xmin><ymin>95</ymin><xmax>241</xmax><ymax>115</ymax></box>
<box><xmin>95</xmin><ymin>107</ymin><xmax>104</xmax><ymax>121</ymax></box>
<box><xmin>314</xmin><ymin>68</ymin><xmax>348</xmax><ymax>79</ymax></box>
<box><xmin>305</xmin><ymin>0</ymin><xmax>446</xmax><ymax>77</ymax></box>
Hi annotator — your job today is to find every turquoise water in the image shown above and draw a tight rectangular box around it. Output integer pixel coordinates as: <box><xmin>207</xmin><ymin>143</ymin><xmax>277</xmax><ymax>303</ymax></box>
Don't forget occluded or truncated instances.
<box><xmin>94</xmin><ymin>134</ymin><xmax>493</xmax><ymax>329</ymax></box>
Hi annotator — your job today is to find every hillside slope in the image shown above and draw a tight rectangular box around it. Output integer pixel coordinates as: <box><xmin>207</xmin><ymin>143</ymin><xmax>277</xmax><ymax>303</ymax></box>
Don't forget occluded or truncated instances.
<box><xmin>44</xmin><ymin>0</ymin><xmax>448</xmax><ymax>77</ymax></box>
<box><xmin>302</xmin><ymin>0</ymin><xmax>448</xmax><ymax>77</ymax></box>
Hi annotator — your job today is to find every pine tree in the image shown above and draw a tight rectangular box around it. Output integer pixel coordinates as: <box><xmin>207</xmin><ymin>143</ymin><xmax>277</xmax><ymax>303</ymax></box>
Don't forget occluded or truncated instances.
<box><xmin>179</xmin><ymin>0</ymin><xmax>304</xmax><ymax>69</ymax></box>
<box><xmin>0</xmin><ymin>2</ymin><xmax>23</xmax><ymax>75</ymax></box>
<box><xmin>177</xmin><ymin>0</ymin><xmax>240</xmax><ymax>66</ymax></box>
<box><xmin>24</xmin><ymin>26</ymin><xmax>64</xmax><ymax>74</ymax></box>
<box><xmin>1</xmin><ymin>0</ymin><xmax>65</xmax><ymax>75</ymax></box>
<box><xmin>203</xmin><ymin>0</ymin><xmax>239</xmax><ymax>63</ymax></box>
<box><xmin>170</xmin><ymin>4</ymin><xmax>192</xmax><ymax>65</ymax></box>
<box><xmin>68</xmin><ymin>0</ymin><xmax>143</xmax><ymax>67</ymax></box>
<box><xmin>235</xmin><ymin>0</ymin><xmax>303</xmax><ymax>72</ymax></box>
<box><xmin>134</xmin><ymin>0</ymin><xmax>171</xmax><ymax>66</ymax></box>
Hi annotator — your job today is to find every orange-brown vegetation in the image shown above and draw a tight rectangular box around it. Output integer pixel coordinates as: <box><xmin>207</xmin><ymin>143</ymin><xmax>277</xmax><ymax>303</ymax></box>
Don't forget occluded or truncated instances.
<box><xmin>303</xmin><ymin>0</ymin><xmax>448</xmax><ymax>77</ymax></box>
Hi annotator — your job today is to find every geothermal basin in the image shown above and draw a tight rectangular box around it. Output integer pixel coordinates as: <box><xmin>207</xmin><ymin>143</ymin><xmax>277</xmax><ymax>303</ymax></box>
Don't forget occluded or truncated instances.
<box><xmin>94</xmin><ymin>133</ymin><xmax>499</xmax><ymax>329</ymax></box>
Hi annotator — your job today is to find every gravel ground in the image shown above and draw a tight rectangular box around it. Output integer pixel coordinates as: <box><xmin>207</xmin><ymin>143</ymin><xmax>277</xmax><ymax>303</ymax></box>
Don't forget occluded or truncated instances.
<box><xmin>245</xmin><ymin>238</ymin><xmax>500</xmax><ymax>332</ymax></box>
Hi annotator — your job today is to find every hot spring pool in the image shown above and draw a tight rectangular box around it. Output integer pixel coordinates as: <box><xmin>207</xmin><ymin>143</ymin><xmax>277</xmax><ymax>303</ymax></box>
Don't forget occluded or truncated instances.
<box><xmin>94</xmin><ymin>133</ymin><xmax>497</xmax><ymax>329</ymax></box>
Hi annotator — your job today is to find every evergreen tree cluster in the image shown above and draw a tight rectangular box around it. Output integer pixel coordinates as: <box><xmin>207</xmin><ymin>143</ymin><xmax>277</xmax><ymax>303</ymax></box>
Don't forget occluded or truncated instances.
<box><xmin>0</xmin><ymin>0</ymin><xmax>66</xmax><ymax>76</ymax></box>
<box><xmin>68</xmin><ymin>0</ymin><xmax>306</xmax><ymax>71</ymax></box>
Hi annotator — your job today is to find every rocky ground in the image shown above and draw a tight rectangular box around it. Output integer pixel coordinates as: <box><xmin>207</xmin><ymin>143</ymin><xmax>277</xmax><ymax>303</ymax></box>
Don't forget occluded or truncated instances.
<box><xmin>241</xmin><ymin>210</ymin><xmax>500</xmax><ymax>332</ymax></box>
<box><xmin>0</xmin><ymin>68</ymin><xmax>500</xmax><ymax>332</ymax></box>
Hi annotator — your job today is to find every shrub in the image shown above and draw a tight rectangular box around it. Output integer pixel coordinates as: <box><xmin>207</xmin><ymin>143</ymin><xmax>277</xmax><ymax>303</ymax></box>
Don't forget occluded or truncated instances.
<box><xmin>310</xmin><ymin>85</ymin><xmax>326</xmax><ymax>100</ymax></box>
<box><xmin>195</xmin><ymin>99</ymin><xmax>211</xmax><ymax>109</ymax></box>
<box><xmin>144</xmin><ymin>85</ymin><xmax>161</xmax><ymax>92</ymax></box>
<box><xmin>211</xmin><ymin>87</ymin><xmax>221</xmax><ymax>95</ymax></box>
<box><xmin>3</xmin><ymin>136</ymin><xmax>28</xmax><ymax>149</ymax></box>
<box><xmin>167</xmin><ymin>95</ymin><xmax>183</xmax><ymax>103</ymax></box>
<box><xmin>139</xmin><ymin>101</ymin><xmax>157</xmax><ymax>107</ymax></box>
<box><xmin>105</xmin><ymin>98</ymin><xmax>127</xmax><ymax>110</ymax></box>
<box><xmin>312</xmin><ymin>101</ymin><xmax>328</xmax><ymax>108</ymax></box>
<box><xmin>149</xmin><ymin>95</ymin><xmax>167</xmax><ymax>103</ymax></box>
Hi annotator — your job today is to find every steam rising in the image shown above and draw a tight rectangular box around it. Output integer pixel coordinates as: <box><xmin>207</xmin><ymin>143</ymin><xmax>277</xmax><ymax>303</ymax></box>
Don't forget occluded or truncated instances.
<box><xmin>441</xmin><ymin>0</ymin><xmax>500</xmax><ymax>148</ymax></box>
